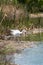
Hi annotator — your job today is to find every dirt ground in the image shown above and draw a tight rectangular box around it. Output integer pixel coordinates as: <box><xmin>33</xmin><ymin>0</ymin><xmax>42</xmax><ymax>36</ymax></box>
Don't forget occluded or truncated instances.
<box><xmin>0</xmin><ymin>40</ymin><xmax>37</xmax><ymax>54</ymax></box>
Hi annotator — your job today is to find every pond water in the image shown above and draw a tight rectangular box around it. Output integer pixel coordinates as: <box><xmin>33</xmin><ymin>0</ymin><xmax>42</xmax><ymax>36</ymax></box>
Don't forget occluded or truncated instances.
<box><xmin>7</xmin><ymin>42</ymin><xmax>43</xmax><ymax>65</ymax></box>
<box><xmin>12</xmin><ymin>43</ymin><xmax>43</xmax><ymax>65</ymax></box>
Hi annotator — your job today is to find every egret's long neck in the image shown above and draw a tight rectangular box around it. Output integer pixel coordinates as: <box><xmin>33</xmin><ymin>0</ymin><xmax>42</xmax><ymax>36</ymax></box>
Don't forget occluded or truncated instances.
<box><xmin>21</xmin><ymin>30</ymin><xmax>27</xmax><ymax>34</ymax></box>
<box><xmin>21</xmin><ymin>30</ymin><xmax>24</xmax><ymax>33</ymax></box>
<box><xmin>20</xmin><ymin>32</ymin><xmax>22</xmax><ymax>34</ymax></box>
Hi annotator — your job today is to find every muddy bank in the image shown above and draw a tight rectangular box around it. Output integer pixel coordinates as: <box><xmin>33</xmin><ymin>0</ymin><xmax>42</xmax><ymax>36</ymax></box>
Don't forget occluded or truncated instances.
<box><xmin>0</xmin><ymin>40</ymin><xmax>39</xmax><ymax>54</ymax></box>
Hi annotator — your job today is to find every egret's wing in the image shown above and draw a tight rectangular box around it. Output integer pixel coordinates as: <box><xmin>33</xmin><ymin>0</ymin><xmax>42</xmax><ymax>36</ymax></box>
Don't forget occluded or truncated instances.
<box><xmin>10</xmin><ymin>30</ymin><xmax>22</xmax><ymax>35</ymax></box>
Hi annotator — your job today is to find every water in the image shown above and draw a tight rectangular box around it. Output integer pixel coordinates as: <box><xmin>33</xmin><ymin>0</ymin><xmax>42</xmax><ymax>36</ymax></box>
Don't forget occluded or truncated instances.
<box><xmin>11</xmin><ymin>42</ymin><xmax>43</xmax><ymax>65</ymax></box>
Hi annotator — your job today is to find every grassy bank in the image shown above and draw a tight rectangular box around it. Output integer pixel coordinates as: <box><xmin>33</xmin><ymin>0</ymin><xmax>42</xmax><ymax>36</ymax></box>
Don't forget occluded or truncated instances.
<box><xmin>23</xmin><ymin>33</ymin><xmax>43</xmax><ymax>41</ymax></box>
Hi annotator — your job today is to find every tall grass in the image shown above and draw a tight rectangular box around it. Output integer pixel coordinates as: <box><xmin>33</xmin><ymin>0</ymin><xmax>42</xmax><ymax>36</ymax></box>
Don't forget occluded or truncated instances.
<box><xmin>0</xmin><ymin>4</ymin><xmax>43</xmax><ymax>34</ymax></box>
<box><xmin>23</xmin><ymin>33</ymin><xmax>43</xmax><ymax>41</ymax></box>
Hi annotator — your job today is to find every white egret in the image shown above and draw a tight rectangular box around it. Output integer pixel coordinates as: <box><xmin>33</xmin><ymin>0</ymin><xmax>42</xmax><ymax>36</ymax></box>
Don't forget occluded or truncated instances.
<box><xmin>10</xmin><ymin>30</ymin><xmax>22</xmax><ymax>36</ymax></box>
<box><xmin>10</xmin><ymin>29</ymin><xmax>27</xmax><ymax>41</ymax></box>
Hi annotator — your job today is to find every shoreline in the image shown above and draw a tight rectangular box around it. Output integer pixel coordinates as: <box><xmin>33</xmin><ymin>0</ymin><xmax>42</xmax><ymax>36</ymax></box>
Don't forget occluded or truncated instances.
<box><xmin>0</xmin><ymin>40</ymin><xmax>43</xmax><ymax>54</ymax></box>
<box><xmin>0</xmin><ymin>40</ymin><xmax>43</xmax><ymax>65</ymax></box>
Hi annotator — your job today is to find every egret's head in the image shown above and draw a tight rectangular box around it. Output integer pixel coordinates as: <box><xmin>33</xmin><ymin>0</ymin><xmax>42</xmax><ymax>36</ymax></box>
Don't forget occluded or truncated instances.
<box><xmin>22</xmin><ymin>29</ymin><xmax>27</xmax><ymax>33</ymax></box>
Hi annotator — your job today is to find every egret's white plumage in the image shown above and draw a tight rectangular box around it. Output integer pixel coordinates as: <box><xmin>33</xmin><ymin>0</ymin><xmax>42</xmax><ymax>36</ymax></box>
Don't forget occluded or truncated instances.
<box><xmin>10</xmin><ymin>29</ymin><xmax>22</xmax><ymax>37</ymax></box>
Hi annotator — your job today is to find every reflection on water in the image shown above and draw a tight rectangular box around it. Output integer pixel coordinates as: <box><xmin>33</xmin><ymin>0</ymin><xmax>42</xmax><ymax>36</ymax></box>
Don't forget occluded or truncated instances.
<box><xmin>13</xmin><ymin>42</ymin><xmax>43</xmax><ymax>65</ymax></box>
